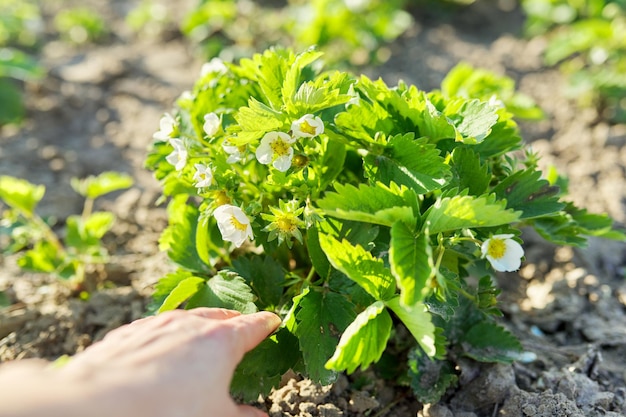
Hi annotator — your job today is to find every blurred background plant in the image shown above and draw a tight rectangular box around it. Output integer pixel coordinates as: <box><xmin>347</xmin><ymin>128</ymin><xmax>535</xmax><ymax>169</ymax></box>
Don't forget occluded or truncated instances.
<box><xmin>0</xmin><ymin>172</ymin><xmax>133</xmax><ymax>293</ymax></box>
<box><xmin>522</xmin><ymin>0</ymin><xmax>626</xmax><ymax>121</ymax></box>
<box><xmin>0</xmin><ymin>0</ymin><xmax>44</xmax><ymax>126</ymax></box>
<box><xmin>53</xmin><ymin>7</ymin><xmax>109</xmax><ymax>45</ymax></box>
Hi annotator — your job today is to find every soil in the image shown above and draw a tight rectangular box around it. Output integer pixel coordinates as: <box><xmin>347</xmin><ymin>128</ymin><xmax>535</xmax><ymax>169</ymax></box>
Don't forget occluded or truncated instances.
<box><xmin>1</xmin><ymin>1</ymin><xmax>625</xmax><ymax>416</ymax></box>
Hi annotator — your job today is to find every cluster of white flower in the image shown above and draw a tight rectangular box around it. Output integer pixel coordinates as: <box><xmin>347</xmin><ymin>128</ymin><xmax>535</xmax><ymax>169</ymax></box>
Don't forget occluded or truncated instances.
<box><xmin>158</xmin><ymin>112</ymin><xmax>325</xmax><ymax>249</ymax></box>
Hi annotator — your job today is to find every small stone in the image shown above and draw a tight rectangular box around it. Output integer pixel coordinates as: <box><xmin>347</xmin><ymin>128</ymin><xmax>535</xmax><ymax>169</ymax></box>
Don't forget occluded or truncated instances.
<box><xmin>318</xmin><ymin>403</ymin><xmax>343</xmax><ymax>417</ymax></box>
<box><xmin>348</xmin><ymin>391</ymin><xmax>379</xmax><ymax>413</ymax></box>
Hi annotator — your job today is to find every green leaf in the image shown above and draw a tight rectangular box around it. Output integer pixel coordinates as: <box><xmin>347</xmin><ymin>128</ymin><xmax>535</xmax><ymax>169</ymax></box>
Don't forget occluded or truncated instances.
<box><xmin>232</xmin><ymin>328</ymin><xmax>300</xmax><ymax>402</ymax></box>
<box><xmin>157</xmin><ymin>276</ymin><xmax>205</xmax><ymax>313</ymax></box>
<box><xmin>295</xmin><ymin>290</ymin><xmax>356</xmax><ymax>384</ymax></box>
<box><xmin>461</xmin><ymin>321</ymin><xmax>522</xmax><ymax>363</ymax></box>
<box><xmin>364</xmin><ymin>133</ymin><xmax>449</xmax><ymax>194</ymax></box>
<box><xmin>532</xmin><ymin>203</ymin><xmax>626</xmax><ymax>246</ymax></box>
<box><xmin>195</xmin><ymin>215</ymin><xmax>222</xmax><ymax>268</ymax></box>
<box><xmin>306</xmin><ymin>226</ymin><xmax>331</xmax><ymax>280</ymax></box>
<box><xmin>445</xmin><ymin>99</ymin><xmax>500</xmax><ymax>144</ymax></box>
<box><xmin>417</xmin><ymin>98</ymin><xmax>456</xmax><ymax>142</ymax></box>
<box><xmin>317</xmin><ymin>182</ymin><xmax>414</xmax><ymax>227</ymax></box>
<box><xmin>70</xmin><ymin>171</ymin><xmax>133</xmax><ymax>200</ymax></box>
<box><xmin>389</xmin><ymin>222</ymin><xmax>433</xmax><ymax>306</ymax></box>
<box><xmin>232</xmin><ymin>97</ymin><xmax>286</xmax><ymax>145</ymax></box>
<box><xmin>66</xmin><ymin>212</ymin><xmax>114</xmax><ymax>250</ymax></box>
<box><xmin>282</xmin><ymin>47</ymin><xmax>325</xmax><ymax>113</ymax></box>
<box><xmin>319</xmin><ymin>234</ymin><xmax>395</xmax><ymax>301</ymax></box>
<box><xmin>17</xmin><ymin>240</ymin><xmax>65</xmax><ymax>274</ymax></box>
<box><xmin>147</xmin><ymin>270</ymin><xmax>193</xmax><ymax>315</ymax></box>
<box><xmin>422</xmin><ymin>194</ymin><xmax>520</xmax><ymax>235</ymax></box>
<box><xmin>408</xmin><ymin>350</ymin><xmax>458</xmax><ymax>404</ymax></box>
<box><xmin>386</xmin><ymin>297</ymin><xmax>437</xmax><ymax>357</ymax></box>
<box><xmin>232</xmin><ymin>256</ymin><xmax>285</xmax><ymax>308</ymax></box>
<box><xmin>448</xmin><ymin>147</ymin><xmax>490</xmax><ymax>196</ymax></box>
<box><xmin>492</xmin><ymin>169</ymin><xmax>565</xmax><ymax>219</ymax></box>
<box><xmin>186</xmin><ymin>271</ymin><xmax>258</xmax><ymax>314</ymax></box>
<box><xmin>239</xmin><ymin>48</ymin><xmax>293</xmax><ymax>110</ymax></box>
<box><xmin>0</xmin><ymin>176</ymin><xmax>45</xmax><ymax>216</ymax></box>
<box><xmin>0</xmin><ymin>79</ymin><xmax>25</xmax><ymax>124</ymax></box>
<box><xmin>0</xmin><ymin>48</ymin><xmax>44</xmax><ymax>81</ymax></box>
<box><xmin>325</xmin><ymin>301</ymin><xmax>392</xmax><ymax>374</ymax></box>
<box><xmin>159</xmin><ymin>196</ymin><xmax>211</xmax><ymax>273</ymax></box>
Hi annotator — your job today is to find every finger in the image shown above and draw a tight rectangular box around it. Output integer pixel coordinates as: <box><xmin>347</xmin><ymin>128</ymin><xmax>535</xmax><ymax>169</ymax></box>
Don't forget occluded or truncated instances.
<box><xmin>227</xmin><ymin>311</ymin><xmax>282</xmax><ymax>355</ymax></box>
<box><xmin>236</xmin><ymin>404</ymin><xmax>268</xmax><ymax>417</ymax></box>
<box><xmin>186</xmin><ymin>307</ymin><xmax>242</xmax><ymax>321</ymax></box>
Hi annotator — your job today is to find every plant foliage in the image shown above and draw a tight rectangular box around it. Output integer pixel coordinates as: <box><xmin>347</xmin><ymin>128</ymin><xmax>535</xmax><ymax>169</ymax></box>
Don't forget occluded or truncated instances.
<box><xmin>145</xmin><ymin>47</ymin><xmax>624</xmax><ymax>402</ymax></box>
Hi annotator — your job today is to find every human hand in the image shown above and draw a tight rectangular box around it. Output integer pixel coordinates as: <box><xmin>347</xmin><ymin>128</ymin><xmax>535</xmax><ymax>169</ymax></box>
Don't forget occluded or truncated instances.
<box><xmin>0</xmin><ymin>308</ymin><xmax>282</xmax><ymax>417</ymax></box>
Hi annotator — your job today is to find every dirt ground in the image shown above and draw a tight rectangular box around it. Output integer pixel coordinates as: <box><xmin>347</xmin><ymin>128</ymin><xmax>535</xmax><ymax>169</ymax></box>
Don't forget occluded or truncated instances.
<box><xmin>1</xmin><ymin>1</ymin><xmax>625</xmax><ymax>416</ymax></box>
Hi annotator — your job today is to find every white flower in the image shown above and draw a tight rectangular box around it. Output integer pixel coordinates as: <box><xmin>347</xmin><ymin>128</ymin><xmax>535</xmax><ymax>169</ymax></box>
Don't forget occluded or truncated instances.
<box><xmin>481</xmin><ymin>234</ymin><xmax>524</xmax><ymax>272</ymax></box>
<box><xmin>213</xmin><ymin>204</ymin><xmax>253</xmax><ymax>247</ymax></box>
<box><xmin>166</xmin><ymin>139</ymin><xmax>187</xmax><ymax>171</ymax></box>
<box><xmin>153</xmin><ymin>113</ymin><xmax>176</xmax><ymax>141</ymax></box>
<box><xmin>193</xmin><ymin>164</ymin><xmax>213</xmax><ymax>188</ymax></box>
<box><xmin>255</xmin><ymin>131</ymin><xmax>296</xmax><ymax>172</ymax></box>
<box><xmin>200</xmin><ymin>58</ymin><xmax>227</xmax><ymax>76</ymax></box>
<box><xmin>222</xmin><ymin>139</ymin><xmax>244</xmax><ymax>163</ymax></box>
<box><xmin>203</xmin><ymin>113</ymin><xmax>221</xmax><ymax>137</ymax></box>
<box><xmin>291</xmin><ymin>114</ymin><xmax>324</xmax><ymax>138</ymax></box>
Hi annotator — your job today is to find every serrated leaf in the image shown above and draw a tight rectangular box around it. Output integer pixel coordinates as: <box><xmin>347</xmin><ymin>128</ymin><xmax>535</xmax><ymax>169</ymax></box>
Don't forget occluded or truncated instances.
<box><xmin>70</xmin><ymin>171</ymin><xmax>133</xmax><ymax>200</ymax></box>
<box><xmin>423</xmin><ymin>194</ymin><xmax>520</xmax><ymax>235</ymax></box>
<box><xmin>386</xmin><ymin>297</ymin><xmax>437</xmax><ymax>357</ymax></box>
<box><xmin>317</xmin><ymin>182</ymin><xmax>414</xmax><ymax>227</ymax></box>
<box><xmin>282</xmin><ymin>47</ymin><xmax>324</xmax><ymax>112</ymax></box>
<box><xmin>231</xmin><ymin>328</ymin><xmax>300</xmax><ymax>402</ymax></box>
<box><xmin>186</xmin><ymin>271</ymin><xmax>258</xmax><ymax>314</ymax></box>
<box><xmin>390</xmin><ymin>222</ymin><xmax>433</xmax><ymax>306</ymax></box>
<box><xmin>295</xmin><ymin>290</ymin><xmax>356</xmax><ymax>384</ymax></box>
<box><xmin>157</xmin><ymin>276</ymin><xmax>204</xmax><ymax>313</ymax></box>
<box><xmin>492</xmin><ymin>169</ymin><xmax>564</xmax><ymax>219</ymax></box>
<box><xmin>445</xmin><ymin>99</ymin><xmax>499</xmax><ymax>144</ymax></box>
<box><xmin>239</xmin><ymin>48</ymin><xmax>292</xmax><ymax>110</ymax></box>
<box><xmin>461</xmin><ymin>321</ymin><xmax>522</xmax><ymax>363</ymax></box>
<box><xmin>232</xmin><ymin>256</ymin><xmax>285</xmax><ymax>308</ymax></box>
<box><xmin>532</xmin><ymin>203</ymin><xmax>626</xmax><ymax>246</ymax></box>
<box><xmin>325</xmin><ymin>301</ymin><xmax>392</xmax><ymax>374</ymax></box>
<box><xmin>449</xmin><ymin>147</ymin><xmax>490</xmax><ymax>195</ymax></box>
<box><xmin>232</xmin><ymin>97</ymin><xmax>286</xmax><ymax>145</ymax></box>
<box><xmin>418</xmin><ymin>98</ymin><xmax>457</xmax><ymax>142</ymax></box>
<box><xmin>364</xmin><ymin>133</ymin><xmax>449</xmax><ymax>194</ymax></box>
<box><xmin>291</xmin><ymin>76</ymin><xmax>352</xmax><ymax>115</ymax></box>
<box><xmin>319</xmin><ymin>234</ymin><xmax>395</xmax><ymax>301</ymax></box>
<box><xmin>0</xmin><ymin>176</ymin><xmax>45</xmax><ymax>216</ymax></box>
<box><xmin>408</xmin><ymin>350</ymin><xmax>458</xmax><ymax>404</ymax></box>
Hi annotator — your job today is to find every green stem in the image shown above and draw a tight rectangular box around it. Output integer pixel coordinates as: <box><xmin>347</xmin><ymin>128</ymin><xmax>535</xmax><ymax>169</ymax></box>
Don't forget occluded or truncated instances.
<box><xmin>82</xmin><ymin>197</ymin><xmax>94</xmax><ymax>219</ymax></box>
<box><xmin>304</xmin><ymin>266</ymin><xmax>316</xmax><ymax>284</ymax></box>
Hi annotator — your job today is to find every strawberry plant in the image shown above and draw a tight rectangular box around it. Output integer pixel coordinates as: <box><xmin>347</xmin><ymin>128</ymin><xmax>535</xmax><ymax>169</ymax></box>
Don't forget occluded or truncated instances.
<box><xmin>145</xmin><ymin>47</ymin><xmax>623</xmax><ymax>402</ymax></box>
<box><xmin>0</xmin><ymin>172</ymin><xmax>133</xmax><ymax>290</ymax></box>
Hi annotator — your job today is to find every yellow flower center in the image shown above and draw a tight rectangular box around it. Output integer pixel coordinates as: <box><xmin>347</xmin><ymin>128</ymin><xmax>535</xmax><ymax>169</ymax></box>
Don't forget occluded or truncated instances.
<box><xmin>487</xmin><ymin>238</ymin><xmax>506</xmax><ymax>259</ymax></box>
<box><xmin>276</xmin><ymin>215</ymin><xmax>297</xmax><ymax>233</ymax></box>
<box><xmin>300</xmin><ymin>120</ymin><xmax>317</xmax><ymax>136</ymax></box>
<box><xmin>270</xmin><ymin>138</ymin><xmax>291</xmax><ymax>157</ymax></box>
<box><xmin>213</xmin><ymin>191</ymin><xmax>231</xmax><ymax>206</ymax></box>
<box><xmin>230</xmin><ymin>215</ymin><xmax>249</xmax><ymax>232</ymax></box>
